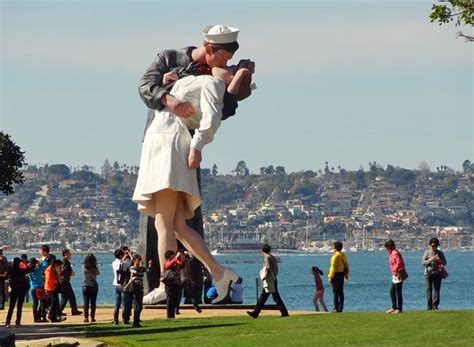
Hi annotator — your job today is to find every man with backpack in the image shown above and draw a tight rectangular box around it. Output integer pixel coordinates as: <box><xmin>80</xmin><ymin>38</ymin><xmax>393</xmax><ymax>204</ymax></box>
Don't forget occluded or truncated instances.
<box><xmin>112</xmin><ymin>248</ymin><xmax>132</xmax><ymax>325</ymax></box>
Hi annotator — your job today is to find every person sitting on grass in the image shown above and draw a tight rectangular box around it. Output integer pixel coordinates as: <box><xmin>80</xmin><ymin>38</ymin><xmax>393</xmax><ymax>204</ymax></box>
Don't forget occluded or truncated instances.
<box><xmin>230</xmin><ymin>277</ymin><xmax>244</xmax><ymax>304</ymax></box>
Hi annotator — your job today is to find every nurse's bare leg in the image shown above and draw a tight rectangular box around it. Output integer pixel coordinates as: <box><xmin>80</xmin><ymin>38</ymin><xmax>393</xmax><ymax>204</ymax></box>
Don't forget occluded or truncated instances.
<box><xmin>174</xmin><ymin>193</ymin><xmax>224</xmax><ymax>280</ymax></box>
<box><xmin>153</xmin><ymin>189</ymin><xmax>178</xmax><ymax>272</ymax></box>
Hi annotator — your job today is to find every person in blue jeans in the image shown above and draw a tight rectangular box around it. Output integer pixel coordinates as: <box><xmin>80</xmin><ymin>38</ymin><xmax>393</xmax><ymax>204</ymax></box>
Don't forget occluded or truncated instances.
<box><xmin>28</xmin><ymin>257</ymin><xmax>48</xmax><ymax>322</ymax></box>
<box><xmin>112</xmin><ymin>248</ymin><xmax>132</xmax><ymax>325</ymax></box>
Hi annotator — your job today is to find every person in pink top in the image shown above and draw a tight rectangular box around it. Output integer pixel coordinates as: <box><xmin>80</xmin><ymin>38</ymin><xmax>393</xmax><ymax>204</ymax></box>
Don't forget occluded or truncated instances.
<box><xmin>384</xmin><ymin>239</ymin><xmax>408</xmax><ymax>314</ymax></box>
<box><xmin>311</xmin><ymin>266</ymin><xmax>329</xmax><ymax>312</ymax></box>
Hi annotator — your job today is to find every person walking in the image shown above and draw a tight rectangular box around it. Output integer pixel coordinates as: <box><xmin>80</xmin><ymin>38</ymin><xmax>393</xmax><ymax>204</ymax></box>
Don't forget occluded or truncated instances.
<box><xmin>328</xmin><ymin>241</ymin><xmax>349</xmax><ymax>313</ymax></box>
<box><xmin>60</xmin><ymin>249</ymin><xmax>82</xmax><ymax>316</ymax></box>
<box><xmin>384</xmin><ymin>239</ymin><xmax>408</xmax><ymax>314</ymax></box>
<box><xmin>422</xmin><ymin>237</ymin><xmax>447</xmax><ymax>310</ymax></box>
<box><xmin>82</xmin><ymin>254</ymin><xmax>100</xmax><ymax>323</ymax></box>
<box><xmin>311</xmin><ymin>266</ymin><xmax>328</xmax><ymax>312</ymax></box>
<box><xmin>4</xmin><ymin>258</ymin><xmax>31</xmax><ymax>327</ymax></box>
<box><xmin>247</xmin><ymin>244</ymin><xmax>289</xmax><ymax>318</ymax></box>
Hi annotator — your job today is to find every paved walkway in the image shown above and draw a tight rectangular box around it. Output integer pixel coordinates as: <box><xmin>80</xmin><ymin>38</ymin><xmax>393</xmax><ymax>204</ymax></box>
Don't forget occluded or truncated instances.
<box><xmin>0</xmin><ymin>306</ymin><xmax>314</xmax><ymax>343</ymax></box>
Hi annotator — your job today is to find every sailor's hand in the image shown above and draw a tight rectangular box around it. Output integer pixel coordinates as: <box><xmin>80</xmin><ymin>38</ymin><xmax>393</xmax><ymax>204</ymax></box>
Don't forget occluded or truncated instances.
<box><xmin>188</xmin><ymin>148</ymin><xmax>202</xmax><ymax>169</ymax></box>
<box><xmin>163</xmin><ymin>71</ymin><xmax>179</xmax><ymax>85</ymax></box>
<box><xmin>166</xmin><ymin>96</ymin><xmax>195</xmax><ymax>118</ymax></box>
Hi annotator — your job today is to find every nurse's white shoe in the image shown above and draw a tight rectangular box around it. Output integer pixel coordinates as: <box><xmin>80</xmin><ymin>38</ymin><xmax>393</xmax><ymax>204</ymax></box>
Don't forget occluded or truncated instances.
<box><xmin>142</xmin><ymin>286</ymin><xmax>166</xmax><ymax>305</ymax></box>
<box><xmin>212</xmin><ymin>268</ymin><xmax>239</xmax><ymax>304</ymax></box>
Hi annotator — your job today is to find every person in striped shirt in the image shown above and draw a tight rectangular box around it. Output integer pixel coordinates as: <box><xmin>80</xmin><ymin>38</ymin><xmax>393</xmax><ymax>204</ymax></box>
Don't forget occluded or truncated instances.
<box><xmin>130</xmin><ymin>254</ymin><xmax>151</xmax><ymax>327</ymax></box>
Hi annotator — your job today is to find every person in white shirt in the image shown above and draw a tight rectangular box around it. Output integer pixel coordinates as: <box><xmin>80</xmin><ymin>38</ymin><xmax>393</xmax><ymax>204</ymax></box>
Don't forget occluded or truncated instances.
<box><xmin>112</xmin><ymin>248</ymin><xmax>132</xmax><ymax>325</ymax></box>
<box><xmin>133</xmin><ymin>56</ymin><xmax>253</xmax><ymax>304</ymax></box>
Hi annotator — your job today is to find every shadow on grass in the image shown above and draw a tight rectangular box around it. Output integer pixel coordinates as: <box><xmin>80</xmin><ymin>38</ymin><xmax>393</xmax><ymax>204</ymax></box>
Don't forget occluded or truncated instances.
<box><xmin>83</xmin><ymin>322</ymin><xmax>244</xmax><ymax>338</ymax></box>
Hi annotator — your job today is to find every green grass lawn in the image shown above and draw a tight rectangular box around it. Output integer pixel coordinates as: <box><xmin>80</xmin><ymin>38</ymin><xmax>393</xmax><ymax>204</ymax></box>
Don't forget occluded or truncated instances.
<box><xmin>80</xmin><ymin>310</ymin><xmax>474</xmax><ymax>346</ymax></box>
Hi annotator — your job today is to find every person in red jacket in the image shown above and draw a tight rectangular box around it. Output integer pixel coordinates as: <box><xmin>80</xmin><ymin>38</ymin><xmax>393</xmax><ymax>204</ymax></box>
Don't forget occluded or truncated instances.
<box><xmin>163</xmin><ymin>250</ymin><xmax>185</xmax><ymax>319</ymax></box>
<box><xmin>384</xmin><ymin>239</ymin><xmax>408</xmax><ymax>314</ymax></box>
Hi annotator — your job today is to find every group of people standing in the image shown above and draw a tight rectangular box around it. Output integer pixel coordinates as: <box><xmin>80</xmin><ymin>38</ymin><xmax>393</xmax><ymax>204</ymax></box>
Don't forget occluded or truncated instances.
<box><xmin>304</xmin><ymin>237</ymin><xmax>448</xmax><ymax>315</ymax></box>
<box><xmin>0</xmin><ymin>237</ymin><xmax>450</xmax><ymax>328</ymax></box>
<box><xmin>0</xmin><ymin>246</ymin><xmax>101</xmax><ymax>327</ymax></box>
<box><xmin>112</xmin><ymin>246</ymin><xmax>154</xmax><ymax>327</ymax></box>
<box><xmin>246</xmin><ymin>237</ymin><xmax>448</xmax><ymax>317</ymax></box>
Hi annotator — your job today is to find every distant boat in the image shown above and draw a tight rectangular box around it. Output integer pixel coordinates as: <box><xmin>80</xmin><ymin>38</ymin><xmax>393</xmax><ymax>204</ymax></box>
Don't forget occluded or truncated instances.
<box><xmin>211</xmin><ymin>249</ymin><xmax>220</xmax><ymax>255</ymax></box>
<box><xmin>349</xmin><ymin>246</ymin><xmax>358</xmax><ymax>253</ymax></box>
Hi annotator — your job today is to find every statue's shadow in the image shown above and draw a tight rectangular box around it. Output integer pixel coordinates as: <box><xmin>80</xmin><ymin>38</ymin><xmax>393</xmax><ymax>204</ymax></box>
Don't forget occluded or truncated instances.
<box><xmin>84</xmin><ymin>322</ymin><xmax>243</xmax><ymax>338</ymax></box>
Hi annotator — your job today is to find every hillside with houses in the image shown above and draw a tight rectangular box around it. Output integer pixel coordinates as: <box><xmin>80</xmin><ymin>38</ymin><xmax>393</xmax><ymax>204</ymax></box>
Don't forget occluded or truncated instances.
<box><xmin>1</xmin><ymin>160</ymin><xmax>472</xmax><ymax>252</ymax></box>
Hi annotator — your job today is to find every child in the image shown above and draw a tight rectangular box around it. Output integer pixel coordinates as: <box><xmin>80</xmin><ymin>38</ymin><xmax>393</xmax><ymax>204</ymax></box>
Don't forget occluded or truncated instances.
<box><xmin>5</xmin><ymin>258</ymin><xmax>31</xmax><ymax>327</ymax></box>
<box><xmin>328</xmin><ymin>241</ymin><xmax>349</xmax><ymax>313</ymax></box>
<box><xmin>311</xmin><ymin>266</ymin><xmax>328</xmax><ymax>312</ymax></box>
<box><xmin>230</xmin><ymin>277</ymin><xmax>243</xmax><ymax>304</ymax></box>
<box><xmin>129</xmin><ymin>254</ymin><xmax>150</xmax><ymax>327</ymax></box>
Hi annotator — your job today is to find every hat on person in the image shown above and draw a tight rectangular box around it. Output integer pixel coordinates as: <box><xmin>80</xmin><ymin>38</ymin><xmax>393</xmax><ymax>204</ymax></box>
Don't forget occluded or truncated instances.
<box><xmin>202</xmin><ymin>24</ymin><xmax>239</xmax><ymax>44</ymax></box>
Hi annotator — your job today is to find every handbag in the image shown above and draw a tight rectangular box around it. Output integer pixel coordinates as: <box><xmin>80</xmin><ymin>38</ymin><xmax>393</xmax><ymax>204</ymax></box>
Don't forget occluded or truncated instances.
<box><xmin>35</xmin><ymin>288</ymin><xmax>47</xmax><ymax>301</ymax></box>
<box><xmin>439</xmin><ymin>264</ymin><xmax>448</xmax><ymax>279</ymax></box>
<box><xmin>398</xmin><ymin>268</ymin><xmax>409</xmax><ymax>281</ymax></box>
<box><xmin>161</xmin><ymin>268</ymin><xmax>181</xmax><ymax>286</ymax></box>
<box><xmin>426</xmin><ymin>262</ymin><xmax>440</xmax><ymax>276</ymax></box>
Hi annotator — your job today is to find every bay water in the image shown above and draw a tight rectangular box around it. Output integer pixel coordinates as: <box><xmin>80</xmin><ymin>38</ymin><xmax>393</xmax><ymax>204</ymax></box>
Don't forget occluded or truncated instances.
<box><xmin>7</xmin><ymin>251</ymin><xmax>473</xmax><ymax>312</ymax></box>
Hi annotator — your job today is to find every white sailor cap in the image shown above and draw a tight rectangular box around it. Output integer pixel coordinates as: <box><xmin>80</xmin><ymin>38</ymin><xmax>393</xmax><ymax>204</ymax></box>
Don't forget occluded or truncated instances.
<box><xmin>202</xmin><ymin>24</ymin><xmax>239</xmax><ymax>44</ymax></box>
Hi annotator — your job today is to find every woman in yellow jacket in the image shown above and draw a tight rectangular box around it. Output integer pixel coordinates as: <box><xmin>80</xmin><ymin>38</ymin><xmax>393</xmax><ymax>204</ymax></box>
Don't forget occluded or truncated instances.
<box><xmin>328</xmin><ymin>241</ymin><xmax>349</xmax><ymax>312</ymax></box>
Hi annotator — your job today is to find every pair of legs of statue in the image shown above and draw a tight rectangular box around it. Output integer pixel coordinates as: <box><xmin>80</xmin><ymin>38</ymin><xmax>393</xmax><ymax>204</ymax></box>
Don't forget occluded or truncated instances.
<box><xmin>150</xmin><ymin>189</ymin><xmax>237</xmax><ymax>304</ymax></box>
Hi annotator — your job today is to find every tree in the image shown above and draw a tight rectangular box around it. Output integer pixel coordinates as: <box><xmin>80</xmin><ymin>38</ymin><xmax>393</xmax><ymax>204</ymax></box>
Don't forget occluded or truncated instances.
<box><xmin>418</xmin><ymin>161</ymin><xmax>431</xmax><ymax>173</ymax></box>
<box><xmin>101</xmin><ymin>159</ymin><xmax>113</xmax><ymax>179</ymax></box>
<box><xmin>430</xmin><ymin>0</ymin><xmax>474</xmax><ymax>41</ymax></box>
<box><xmin>234</xmin><ymin>160</ymin><xmax>250</xmax><ymax>176</ymax></box>
<box><xmin>462</xmin><ymin>159</ymin><xmax>472</xmax><ymax>172</ymax></box>
<box><xmin>275</xmin><ymin>166</ymin><xmax>286</xmax><ymax>175</ymax></box>
<box><xmin>212</xmin><ymin>164</ymin><xmax>218</xmax><ymax>176</ymax></box>
<box><xmin>47</xmin><ymin>164</ymin><xmax>71</xmax><ymax>180</ymax></box>
<box><xmin>0</xmin><ymin>131</ymin><xmax>25</xmax><ymax>195</ymax></box>
<box><xmin>262</xmin><ymin>165</ymin><xmax>275</xmax><ymax>176</ymax></box>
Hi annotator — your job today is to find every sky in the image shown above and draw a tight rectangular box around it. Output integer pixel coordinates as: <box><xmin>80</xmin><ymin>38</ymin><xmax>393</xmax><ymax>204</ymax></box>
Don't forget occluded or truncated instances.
<box><xmin>1</xmin><ymin>0</ymin><xmax>472</xmax><ymax>174</ymax></box>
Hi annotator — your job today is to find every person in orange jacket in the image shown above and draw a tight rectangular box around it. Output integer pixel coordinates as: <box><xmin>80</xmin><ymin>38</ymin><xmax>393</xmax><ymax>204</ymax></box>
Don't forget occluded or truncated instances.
<box><xmin>44</xmin><ymin>258</ymin><xmax>65</xmax><ymax>322</ymax></box>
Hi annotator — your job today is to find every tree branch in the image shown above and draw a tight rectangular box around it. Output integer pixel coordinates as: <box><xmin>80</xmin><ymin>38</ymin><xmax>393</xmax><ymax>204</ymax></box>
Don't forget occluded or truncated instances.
<box><xmin>456</xmin><ymin>31</ymin><xmax>474</xmax><ymax>41</ymax></box>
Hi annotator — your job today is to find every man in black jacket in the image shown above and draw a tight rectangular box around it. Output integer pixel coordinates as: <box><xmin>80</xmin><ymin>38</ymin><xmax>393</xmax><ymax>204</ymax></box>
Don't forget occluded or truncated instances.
<box><xmin>59</xmin><ymin>249</ymin><xmax>82</xmax><ymax>316</ymax></box>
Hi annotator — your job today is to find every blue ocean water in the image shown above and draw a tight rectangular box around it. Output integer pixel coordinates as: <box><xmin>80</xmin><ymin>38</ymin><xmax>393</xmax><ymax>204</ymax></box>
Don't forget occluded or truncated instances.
<box><xmin>8</xmin><ymin>251</ymin><xmax>474</xmax><ymax>312</ymax></box>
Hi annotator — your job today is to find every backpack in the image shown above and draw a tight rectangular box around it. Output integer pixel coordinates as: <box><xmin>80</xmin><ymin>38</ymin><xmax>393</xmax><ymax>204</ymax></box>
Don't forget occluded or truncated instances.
<box><xmin>116</xmin><ymin>261</ymin><xmax>130</xmax><ymax>286</ymax></box>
